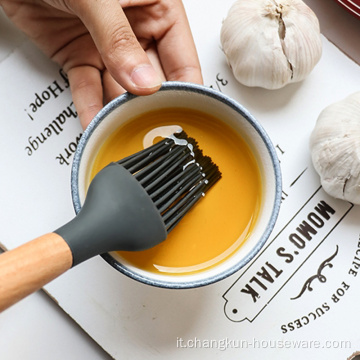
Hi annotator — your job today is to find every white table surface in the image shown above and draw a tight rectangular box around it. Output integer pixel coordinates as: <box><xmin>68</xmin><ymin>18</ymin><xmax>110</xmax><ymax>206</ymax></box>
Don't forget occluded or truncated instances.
<box><xmin>1</xmin><ymin>1</ymin><xmax>359</xmax><ymax>359</ymax></box>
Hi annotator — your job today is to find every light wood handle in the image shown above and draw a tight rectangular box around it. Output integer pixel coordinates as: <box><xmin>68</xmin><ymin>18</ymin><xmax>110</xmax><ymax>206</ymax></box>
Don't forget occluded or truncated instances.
<box><xmin>0</xmin><ymin>233</ymin><xmax>73</xmax><ymax>312</ymax></box>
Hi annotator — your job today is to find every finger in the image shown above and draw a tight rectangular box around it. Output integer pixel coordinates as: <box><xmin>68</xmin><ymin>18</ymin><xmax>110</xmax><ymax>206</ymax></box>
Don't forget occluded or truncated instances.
<box><xmin>69</xmin><ymin>0</ymin><xmax>162</xmax><ymax>95</ymax></box>
<box><xmin>102</xmin><ymin>69</ymin><xmax>126</xmax><ymax>104</ymax></box>
<box><xmin>118</xmin><ymin>0</ymin><xmax>155</xmax><ymax>7</ymax></box>
<box><xmin>145</xmin><ymin>44</ymin><xmax>166</xmax><ymax>82</ymax></box>
<box><xmin>156</xmin><ymin>3</ymin><xmax>203</xmax><ymax>84</ymax></box>
<box><xmin>67</xmin><ymin>66</ymin><xmax>103</xmax><ymax>129</ymax></box>
<box><xmin>102</xmin><ymin>43</ymin><xmax>166</xmax><ymax>104</ymax></box>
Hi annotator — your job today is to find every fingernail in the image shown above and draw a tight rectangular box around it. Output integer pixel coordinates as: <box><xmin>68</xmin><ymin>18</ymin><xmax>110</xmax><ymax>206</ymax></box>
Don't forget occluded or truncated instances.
<box><xmin>130</xmin><ymin>65</ymin><xmax>162</xmax><ymax>90</ymax></box>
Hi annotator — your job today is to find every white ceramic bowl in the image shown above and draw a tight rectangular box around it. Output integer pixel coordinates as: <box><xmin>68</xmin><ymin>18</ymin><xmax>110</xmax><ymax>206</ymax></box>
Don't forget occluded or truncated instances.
<box><xmin>71</xmin><ymin>82</ymin><xmax>282</xmax><ymax>289</ymax></box>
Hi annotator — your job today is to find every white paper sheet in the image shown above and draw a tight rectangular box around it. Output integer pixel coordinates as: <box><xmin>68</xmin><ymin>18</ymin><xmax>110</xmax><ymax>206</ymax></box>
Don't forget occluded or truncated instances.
<box><xmin>1</xmin><ymin>1</ymin><xmax>360</xmax><ymax>358</ymax></box>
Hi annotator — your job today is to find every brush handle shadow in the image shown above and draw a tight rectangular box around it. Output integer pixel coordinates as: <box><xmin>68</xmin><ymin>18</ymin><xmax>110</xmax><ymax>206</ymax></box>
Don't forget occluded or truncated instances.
<box><xmin>0</xmin><ymin>233</ymin><xmax>72</xmax><ymax>312</ymax></box>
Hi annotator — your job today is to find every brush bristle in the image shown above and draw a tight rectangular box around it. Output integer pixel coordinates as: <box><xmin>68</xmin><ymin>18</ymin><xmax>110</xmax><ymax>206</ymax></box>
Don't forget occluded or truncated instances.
<box><xmin>117</xmin><ymin>131</ymin><xmax>221</xmax><ymax>232</ymax></box>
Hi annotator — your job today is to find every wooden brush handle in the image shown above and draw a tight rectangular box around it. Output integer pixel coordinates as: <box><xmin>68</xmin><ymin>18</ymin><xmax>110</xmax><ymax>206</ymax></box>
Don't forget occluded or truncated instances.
<box><xmin>0</xmin><ymin>233</ymin><xmax>73</xmax><ymax>312</ymax></box>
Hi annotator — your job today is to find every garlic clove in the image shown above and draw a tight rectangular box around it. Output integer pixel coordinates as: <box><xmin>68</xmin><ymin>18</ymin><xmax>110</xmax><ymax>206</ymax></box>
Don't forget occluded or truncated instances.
<box><xmin>310</xmin><ymin>92</ymin><xmax>360</xmax><ymax>204</ymax></box>
<box><xmin>280</xmin><ymin>1</ymin><xmax>322</xmax><ymax>82</ymax></box>
<box><xmin>220</xmin><ymin>0</ymin><xmax>322</xmax><ymax>90</ymax></box>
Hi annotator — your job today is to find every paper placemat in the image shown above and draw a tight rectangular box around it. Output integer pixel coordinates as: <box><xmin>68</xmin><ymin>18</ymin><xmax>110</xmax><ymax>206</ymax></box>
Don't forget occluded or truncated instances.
<box><xmin>1</xmin><ymin>1</ymin><xmax>359</xmax><ymax>358</ymax></box>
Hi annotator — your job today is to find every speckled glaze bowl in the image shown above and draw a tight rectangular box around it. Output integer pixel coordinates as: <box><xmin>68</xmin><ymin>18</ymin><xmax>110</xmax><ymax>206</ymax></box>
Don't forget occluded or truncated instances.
<box><xmin>71</xmin><ymin>81</ymin><xmax>282</xmax><ymax>289</ymax></box>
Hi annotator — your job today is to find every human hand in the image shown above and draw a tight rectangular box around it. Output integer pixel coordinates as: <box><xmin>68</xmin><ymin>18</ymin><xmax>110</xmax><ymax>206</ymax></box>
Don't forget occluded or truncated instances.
<box><xmin>1</xmin><ymin>0</ymin><xmax>203</xmax><ymax>128</ymax></box>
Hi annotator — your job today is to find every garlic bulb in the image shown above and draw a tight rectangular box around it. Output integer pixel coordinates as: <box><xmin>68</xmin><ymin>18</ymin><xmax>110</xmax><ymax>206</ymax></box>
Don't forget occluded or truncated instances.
<box><xmin>220</xmin><ymin>0</ymin><xmax>322</xmax><ymax>89</ymax></box>
<box><xmin>310</xmin><ymin>92</ymin><xmax>360</xmax><ymax>204</ymax></box>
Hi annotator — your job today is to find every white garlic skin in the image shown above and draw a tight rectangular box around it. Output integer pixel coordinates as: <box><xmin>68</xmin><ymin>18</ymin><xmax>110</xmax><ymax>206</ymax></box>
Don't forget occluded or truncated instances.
<box><xmin>310</xmin><ymin>92</ymin><xmax>360</xmax><ymax>204</ymax></box>
<box><xmin>220</xmin><ymin>0</ymin><xmax>322</xmax><ymax>89</ymax></box>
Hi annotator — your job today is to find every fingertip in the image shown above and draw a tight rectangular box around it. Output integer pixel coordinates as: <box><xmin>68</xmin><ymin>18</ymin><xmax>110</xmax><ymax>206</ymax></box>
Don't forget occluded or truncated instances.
<box><xmin>129</xmin><ymin>64</ymin><xmax>162</xmax><ymax>95</ymax></box>
<box><xmin>67</xmin><ymin>66</ymin><xmax>103</xmax><ymax>130</ymax></box>
<box><xmin>79</xmin><ymin>103</ymin><xmax>102</xmax><ymax>130</ymax></box>
<box><xmin>179</xmin><ymin>67</ymin><xmax>204</xmax><ymax>86</ymax></box>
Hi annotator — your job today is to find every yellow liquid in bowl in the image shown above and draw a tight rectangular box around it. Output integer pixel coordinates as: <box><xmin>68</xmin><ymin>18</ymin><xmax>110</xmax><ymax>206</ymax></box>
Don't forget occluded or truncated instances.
<box><xmin>90</xmin><ymin>108</ymin><xmax>262</xmax><ymax>275</ymax></box>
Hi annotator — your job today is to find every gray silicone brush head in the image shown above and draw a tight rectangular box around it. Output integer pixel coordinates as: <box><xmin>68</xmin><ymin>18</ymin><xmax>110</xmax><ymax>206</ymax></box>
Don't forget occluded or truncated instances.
<box><xmin>55</xmin><ymin>131</ymin><xmax>221</xmax><ymax>266</ymax></box>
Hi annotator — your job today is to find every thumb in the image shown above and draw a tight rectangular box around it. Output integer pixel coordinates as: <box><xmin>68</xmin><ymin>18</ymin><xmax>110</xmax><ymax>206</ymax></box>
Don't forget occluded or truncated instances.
<box><xmin>69</xmin><ymin>0</ymin><xmax>162</xmax><ymax>95</ymax></box>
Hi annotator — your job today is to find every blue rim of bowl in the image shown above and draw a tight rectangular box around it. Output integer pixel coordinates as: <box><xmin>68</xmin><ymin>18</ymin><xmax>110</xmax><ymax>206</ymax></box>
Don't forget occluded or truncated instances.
<box><xmin>71</xmin><ymin>81</ymin><xmax>282</xmax><ymax>289</ymax></box>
